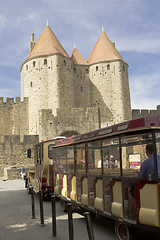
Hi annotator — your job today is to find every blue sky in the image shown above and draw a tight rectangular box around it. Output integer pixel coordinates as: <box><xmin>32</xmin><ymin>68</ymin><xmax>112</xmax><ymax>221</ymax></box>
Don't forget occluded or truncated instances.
<box><xmin>0</xmin><ymin>0</ymin><xmax>160</xmax><ymax>110</ymax></box>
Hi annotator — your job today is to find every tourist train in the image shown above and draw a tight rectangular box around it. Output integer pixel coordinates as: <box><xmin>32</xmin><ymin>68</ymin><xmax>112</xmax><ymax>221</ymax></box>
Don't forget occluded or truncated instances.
<box><xmin>27</xmin><ymin>115</ymin><xmax>160</xmax><ymax>239</ymax></box>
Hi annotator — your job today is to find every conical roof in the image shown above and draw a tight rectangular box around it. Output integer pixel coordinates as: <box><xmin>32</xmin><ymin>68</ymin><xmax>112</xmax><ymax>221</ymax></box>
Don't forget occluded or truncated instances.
<box><xmin>71</xmin><ymin>47</ymin><xmax>88</xmax><ymax>65</ymax></box>
<box><xmin>87</xmin><ymin>31</ymin><xmax>125</xmax><ymax>64</ymax></box>
<box><xmin>22</xmin><ymin>25</ymin><xmax>68</xmax><ymax>65</ymax></box>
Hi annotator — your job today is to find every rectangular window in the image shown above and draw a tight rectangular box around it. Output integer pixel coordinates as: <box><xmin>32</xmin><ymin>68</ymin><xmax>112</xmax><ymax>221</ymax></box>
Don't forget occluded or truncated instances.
<box><xmin>98</xmin><ymin>127</ymin><xmax>112</xmax><ymax>136</ymax></box>
<box><xmin>72</xmin><ymin>136</ymin><xmax>81</xmax><ymax>142</ymax></box>
<box><xmin>52</xmin><ymin>147</ymin><xmax>67</xmax><ymax>173</ymax></box>
<box><xmin>83</xmin><ymin>132</ymin><xmax>94</xmax><ymax>139</ymax></box>
<box><xmin>67</xmin><ymin>146</ymin><xmax>75</xmax><ymax>173</ymax></box>
<box><xmin>121</xmin><ymin>132</ymin><xmax>153</xmax><ymax>177</ymax></box>
<box><xmin>48</xmin><ymin>144</ymin><xmax>54</xmax><ymax>159</ymax></box>
<box><xmin>102</xmin><ymin>138</ymin><xmax>120</xmax><ymax>176</ymax></box>
<box><xmin>63</xmin><ymin>139</ymin><xmax>71</xmax><ymax>144</ymax></box>
<box><xmin>88</xmin><ymin>140</ymin><xmax>102</xmax><ymax>170</ymax></box>
<box><xmin>76</xmin><ymin>144</ymin><xmax>86</xmax><ymax>172</ymax></box>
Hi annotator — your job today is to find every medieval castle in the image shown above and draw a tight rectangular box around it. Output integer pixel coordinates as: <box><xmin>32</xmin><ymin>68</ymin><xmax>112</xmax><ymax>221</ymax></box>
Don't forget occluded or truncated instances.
<box><xmin>0</xmin><ymin>23</ymin><xmax>160</xmax><ymax>178</ymax></box>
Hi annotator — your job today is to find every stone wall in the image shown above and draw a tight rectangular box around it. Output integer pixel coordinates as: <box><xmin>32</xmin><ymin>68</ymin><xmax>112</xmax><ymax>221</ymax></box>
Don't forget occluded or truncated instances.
<box><xmin>132</xmin><ymin>105</ymin><xmax>160</xmax><ymax>119</ymax></box>
<box><xmin>0</xmin><ymin>97</ymin><xmax>29</xmax><ymax>136</ymax></box>
<box><xmin>0</xmin><ymin>135</ymin><xmax>39</xmax><ymax>178</ymax></box>
<box><xmin>39</xmin><ymin>107</ymin><xmax>100</xmax><ymax>141</ymax></box>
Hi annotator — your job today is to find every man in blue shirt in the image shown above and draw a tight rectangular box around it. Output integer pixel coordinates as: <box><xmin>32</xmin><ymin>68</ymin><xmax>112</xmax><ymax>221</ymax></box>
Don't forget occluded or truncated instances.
<box><xmin>138</xmin><ymin>142</ymin><xmax>160</xmax><ymax>179</ymax></box>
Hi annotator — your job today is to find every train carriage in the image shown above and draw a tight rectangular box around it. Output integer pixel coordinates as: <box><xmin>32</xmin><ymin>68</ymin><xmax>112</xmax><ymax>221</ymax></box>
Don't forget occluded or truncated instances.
<box><xmin>52</xmin><ymin>116</ymin><xmax>160</xmax><ymax>240</ymax></box>
<box><xmin>26</xmin><ymin>137</ymin><xmax>65</xmax><ymax>197</ymax></box>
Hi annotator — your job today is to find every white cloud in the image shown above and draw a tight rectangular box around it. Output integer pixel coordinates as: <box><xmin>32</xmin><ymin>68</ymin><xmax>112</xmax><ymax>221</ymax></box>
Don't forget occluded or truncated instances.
<box><xmin>15</xmin><ymin>12</ymin><xmax>38</xmax><ymax>24</ymax></box>
<box><xmin>130</xmin><ymin>72</ymin><xmax>160</xmax><ymax>109</ymax></box>
<box><xmin>117</xmin><ymin>34</ymin><xmax>160</xmax><ymax>54</ymax></box>
<box><xmin>0</xmin><ymin>15</ymin><xmax>7</xmax><ymax>31</ymax></box>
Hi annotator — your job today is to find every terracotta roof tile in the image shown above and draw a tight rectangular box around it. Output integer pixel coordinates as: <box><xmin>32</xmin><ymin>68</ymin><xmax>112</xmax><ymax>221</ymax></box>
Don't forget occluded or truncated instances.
<box><xmin>23</xmin><ymin>25</ymin><xmax>68</xmax><ymax>63</ymax></box>
<box><xmin>87</xmin><ymin>31</ymin><xmax>125</xmax><ymax>64</ymax></box>
<box><xmin>71</xmin><ymin>47</ymin><xmax>88</xmax><ymax>65</ymax></box>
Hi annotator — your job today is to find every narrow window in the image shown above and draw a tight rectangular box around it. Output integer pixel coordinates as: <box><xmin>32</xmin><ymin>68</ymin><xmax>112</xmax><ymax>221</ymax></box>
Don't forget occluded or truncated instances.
<box><xmin>96</xmin><ymin>66</ymin><xmax>98</xmax><ymax>71</ymax></box>
<box><xmin>26</xmin><ymin>65</ymin><xmax>28</xmax><ymax>70</ymax></box>
<box><xmin>30</xmin><ymin>82</ymin><xmax>32</xmax><ymax>87</ymax></box>
<box><xmin>86</xmin><ymin>69</ymin><xmax>89</xmax><ymax>74</ymax></box>
<box><xmin>27</xmin><ymin>149</ymin><xmax>31</xmax><ymax>158</ymax></box>
<box><xmin>63</xmin><ymin>60</ymin><xmax>66</xmax><ymax>66</ymax></box>
<box><xmin>107</xmin><ymin>64</ymin><xmax>110</xmax><ymax>70</ymax></box>
<box><xmin>123</xmin><ymin>66</ymin><xmax>125</xmax><ymax>71</ymax></box>
<box><xmin>73</xmin><ymin>68</ymin><xmax>76</xmax><ymax>73</ymax></box>
<box><xmin>81</xmin><ymin>86</ymin><xmax>83</xmax><ymax>92</ymax></box>
<box><xmin>44</xmin><ymin>59</ymin><xmax>47</xmax><ymax>65</ymax></box>
<box><xmin>33</xmin><ymin>61</ymin><xmax>36</xmax><ymax>67</ymax></box>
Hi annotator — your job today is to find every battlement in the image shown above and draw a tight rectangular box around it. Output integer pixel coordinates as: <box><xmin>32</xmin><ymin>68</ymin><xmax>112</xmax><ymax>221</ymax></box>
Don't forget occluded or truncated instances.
<box><xmin>0</xmin><ymin>97</ymin><xmax>29</xmax><ymax>136</ymax></box>
<box><xmin>0</xmin><ymin>97</ymin><xmax>28</xmax><ymax>105</ymax></box>
<box><xmin>132</xmin><ymin>105</ymin><xmax>160</xmax><ymax>119</ymax></box>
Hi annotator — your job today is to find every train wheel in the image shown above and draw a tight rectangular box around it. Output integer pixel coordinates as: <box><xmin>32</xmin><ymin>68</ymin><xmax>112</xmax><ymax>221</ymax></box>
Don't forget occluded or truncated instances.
<box><xmin>60</xmin><ymin>199</ymin><xmax>67</xmax><ymax>212</ymax></box>
<box><xmin>115</xmin><ymin>221</ymin><xmax>129</xmax><ymax>240</ymax></box>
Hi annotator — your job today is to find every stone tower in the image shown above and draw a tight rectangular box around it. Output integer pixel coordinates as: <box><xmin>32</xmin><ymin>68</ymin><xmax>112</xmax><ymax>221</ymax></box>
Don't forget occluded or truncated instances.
<box><xmin>20</xmin><ymin>24</ymin><xmax>131</xmax><ymax>139</ymax></box>
<box><xmin>87</xmin><ymin>29</ymin><xmax>131</xmax><ymax>127</ymax></box>
<box><xmin>21</xmin><ymin>25</ymin><xmax>73</xmax><ymax>135</ymax></box>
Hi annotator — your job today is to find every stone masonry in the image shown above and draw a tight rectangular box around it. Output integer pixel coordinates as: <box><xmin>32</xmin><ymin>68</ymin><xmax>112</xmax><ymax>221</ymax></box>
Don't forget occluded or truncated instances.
<box><xmin>132</xmin><ymin>105</ymin><xmax>160</xmax><ymax>119</ymax></box>
<box><xmin>0</xmin><ymin>135</ymin><xmax>39</xmax><ymax>178</ymax></box>
<box><xmin>20</xmin><ymin>25</ymin><xmax>132</xmax><ymax>140</ymax></box>
<box><xmin>1</xmin><ymin>24</ymin><xmax>159</xmax><ymax>178</ymax></box>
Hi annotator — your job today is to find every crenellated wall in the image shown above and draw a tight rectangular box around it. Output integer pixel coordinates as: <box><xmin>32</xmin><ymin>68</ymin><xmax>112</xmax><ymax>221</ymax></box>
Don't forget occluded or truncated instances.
<box><xmin>0</xmin><ymin>135</ymin><xmax>39</xmax><ymax>177</ymax></box>
<box><xmin>132</xmin><ymin>105</ymin><xmax>160</xmax><ymax>119</ymax></box>
<box><xmin>0</xmin><ymin>97</ymin><xmax>29</xmax><ymax>136</ymax></box>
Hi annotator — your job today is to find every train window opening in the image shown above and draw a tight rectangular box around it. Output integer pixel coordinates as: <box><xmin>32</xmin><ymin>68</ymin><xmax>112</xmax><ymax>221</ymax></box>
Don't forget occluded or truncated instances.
<box><xmin>72</xmin><ymin>135</ymin><xmax>81</xmax><ymax>142</ymax></box>
<box><xmin>121</xmin><ymin>132</ymin><xmax>152</xmax><ymax>145</ymax></box>
<box><xmin>57</xmin><ymin>147</ymin><xmax>67</xmax><ymax>173</ymax></box>
<box><xmin>76</xmin><ymin>144</ymin><xmax>86</xmax><ymax>171</ymax></box>
<box><xmin>98</xmin><ymin>127</ymin><xmax>112</xmax><ymax>136</ymax></box>
<box><xmin>121</xmin><ymin>134</ymin><xmax>151</xmax><ymax>176</ymax></box>
<box><xmin>87</xmin><ymin>140</ymin><xmax>102</xmax><ymax>171</ymax></box>
<box><xmin>102</xmin><ymin>138</ymin><xmax>120</xmax><ymax>176</ymax></box>
<box><xmin>74</xmin><ymin>144</ymin><xmax>86</xmax><ymax>203</ymax></box>
<box><xmin>48</xmin><ymin>144</ymin><xmax>54</xmax><ymax>159</ymax></box>
<box><xmin>66</xmin><ymin>146</ymin><xmax>75</xmax><ymax>173</ymax></box>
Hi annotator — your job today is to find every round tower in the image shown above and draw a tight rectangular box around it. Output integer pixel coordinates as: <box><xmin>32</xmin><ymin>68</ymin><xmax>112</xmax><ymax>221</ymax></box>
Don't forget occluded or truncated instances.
<box><xmin>87</xmin><ymin>29</ymin><xmax>131</xmax><ymax>127</ymax></box>
<box><xmin>70</xmin><ymin>46</ymin><xmax>91</xmax><ymax>108</ymax></box>
<box><xmin>21</xmin><ymin>25</ymin><xmax>73</xmax><ymax>135</ymax></box>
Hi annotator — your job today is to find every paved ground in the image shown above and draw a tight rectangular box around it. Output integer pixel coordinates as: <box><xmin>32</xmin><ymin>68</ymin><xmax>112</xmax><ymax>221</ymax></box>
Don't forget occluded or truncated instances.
<box><xmin>0</xmin><ymin>179</ymin><xmax>115</xmax><ymax>240</ymax></box>
<box><xmin>0</xmin><ymin>179</ymin><xmax>160</xmax><ymax>240</ymax></box>
<box><xmin>0</xmin><ymin>178</ymin><xmax>25</xmax><ymax>191</ymax></box>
